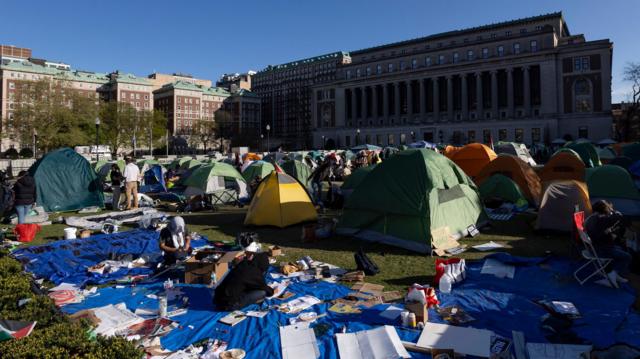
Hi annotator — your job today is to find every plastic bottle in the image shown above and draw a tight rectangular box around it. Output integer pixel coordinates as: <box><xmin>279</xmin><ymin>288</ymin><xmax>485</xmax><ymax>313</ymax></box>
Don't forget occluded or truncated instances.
<box><xmin>439</xmin><ymin>273</ymin><xmax>453</xmax><ymax>293</ymax></box>
<box><xmin>210</xmin><ymin>272</ymin><xmax>217</xmax><ymax>287</ymax></box>
<box><xmin>408</xmin><ymin>313</ymin><xmax>417</xmax><ymax>328</ymax></box>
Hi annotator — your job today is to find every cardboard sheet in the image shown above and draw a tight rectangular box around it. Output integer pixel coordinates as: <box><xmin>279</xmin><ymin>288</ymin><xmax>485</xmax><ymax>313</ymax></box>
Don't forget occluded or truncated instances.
<box><xmin>280</xmin><ymin>323</ymin><xmax>320</xmax><ymax>359</ymax></box>
<box><xmin>336</xmin><ymin>325</ymin><xmax>410</xmax><ymax>359</ymax></box>
<box><xmin>417</xmin><ymin>322</ymin><xmax>493</xmax><ymax>357</ymax></box>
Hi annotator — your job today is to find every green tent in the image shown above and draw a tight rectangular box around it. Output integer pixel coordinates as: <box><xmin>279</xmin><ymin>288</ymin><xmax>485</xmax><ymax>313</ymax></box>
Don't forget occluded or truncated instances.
<box><xmin>478</xmin><ymin>174</ymin><xmax>527</xmax><ymax>205</ymax></box>
<box><xmin>242</xmin><ymin>161</ymin><xmax>275</xmax><ymax>183</ymax></box>
<box><xmin>585</xmin><ymin>165</ymin><xmax>640</xmax><ymax>200</ymax></box>
<box><xmin>29</xmin><ymin>148</ymin><xmax>104</xmax><ymax>212</ymax></box>
<box><xmin>92</xmin><ymin>159</ymin><xmax>108</xmax><ymax>172</ymax></box>
<box><xmin>137</xmin><ymin>159</ymin><xmax>160</xmax><ymax>169</ymax></box>
<box><xmin>597</xmin><ymin>147</ymin><xmax>617</xmax><ymax>162</ymax></box>
<box><xmin>341</xmin><ymin>165</ymin><xmax>376</xmax><ymax>191</ymax></box>
<box><xmin>564</xmin><ymin>142</ymin><xmax>601</xmax><ymax>168</ymax></box>
<box><xmin>179</xmin><ymin>159</ymin><xmax>201</xmax><ymax>171</ymax></box>
<box><xmin>183</xmin><ymin>163</ymin><xmax>247</xmax><ymax>199</ymax></box>
<box><xmin>169</xmin><ymin>157</ymin><xmax>192</xmax><ymax>170</ymax></box>
<box><xmin>96</xmin><ymin>159</ymin><xmax>125</xmax><ymax>182</ymax></box>
<box><xmin>281</xmin><ymin>159</ymin><xmax>312</xmax><ymax>189</ymax></box>
<box><xmin>622</xmin><ymin>143</ymin><xmax>640</xmax><ymax>162</ymax></box>
<box><xmin>338</xmin><ymin>149</ymin><xmax>485</xmax><ymax>253</ymax></box>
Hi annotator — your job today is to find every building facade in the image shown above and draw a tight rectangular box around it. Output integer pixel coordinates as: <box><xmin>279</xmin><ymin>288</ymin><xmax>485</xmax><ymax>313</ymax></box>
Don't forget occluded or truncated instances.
<box><xmin>311</xmin><ymin>12</ymin><xmax>612</xmax><ymax>149</ymax></box>
<box><xmin>100</xmin><ymin>71</ymin><xmax>154</xmax><ymax>111</ymax></box>
<box><xmin>226</xmin><ymin>89</ymin><xmax>262</xmax><ymax>135</ymax></box>
<box><xmin>147</xmin><ymin>72</ymin><xmax>212</xmax><ymax>91</ymax></box>
<box><xmin>216</xmin><ymin>72</ymin><xmax>255</xmax><ymax>93</ymax></box>
<box><xmin>252</xmin><ymin>52</ymin><xmax>351</xmax><ymax>149</ymax></box>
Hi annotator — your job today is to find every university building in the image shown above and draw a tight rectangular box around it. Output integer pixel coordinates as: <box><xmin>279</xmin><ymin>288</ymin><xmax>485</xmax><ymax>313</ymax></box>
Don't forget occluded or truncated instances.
<box><xmin>310</xmin><ymin>12</ymin><xmax>613</xmax><ymax>149</ymax></box>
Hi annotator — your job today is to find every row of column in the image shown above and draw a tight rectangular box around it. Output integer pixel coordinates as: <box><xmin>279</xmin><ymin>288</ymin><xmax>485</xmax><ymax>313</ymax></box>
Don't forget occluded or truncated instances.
<box><xmin>346</xmin><ymin>66</ymin><xmax>534</xmax><ymax>123</ymax></box>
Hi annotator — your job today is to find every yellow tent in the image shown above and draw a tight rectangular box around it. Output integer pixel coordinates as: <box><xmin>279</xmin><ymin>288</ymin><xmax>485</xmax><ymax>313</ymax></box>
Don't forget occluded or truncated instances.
<box><xmin>244</xmin><ymin>171</ymin><xmax>317</xmax><ymax>228</ymax></box>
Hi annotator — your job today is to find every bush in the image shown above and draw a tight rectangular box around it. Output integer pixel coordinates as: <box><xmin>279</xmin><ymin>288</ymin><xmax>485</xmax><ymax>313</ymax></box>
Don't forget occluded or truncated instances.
<box><xmin>3</xmin><ymin>148</ymin><xmax>18</xmax><ymax>159</ymax></box>
<box><xmin>19</xmin><ymin>148</ymin><xmax>33</xmax><ymax>158</ymax></box>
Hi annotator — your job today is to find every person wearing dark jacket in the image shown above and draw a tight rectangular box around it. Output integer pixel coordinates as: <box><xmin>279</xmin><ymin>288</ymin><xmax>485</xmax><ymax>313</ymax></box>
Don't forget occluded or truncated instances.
<box><xmin>13</xmin><ymin>171</ymin><xmax>36</xmax><ymax>224</ymax></box>
<box><xmin>110</xmin><ymin>164</ymin><xmax>123</xmax><ymax>211</ymax></box>
<box><xmin>214</xmin><ymin>243</ymin><xmax>273</xmax><ymax>311</ymax></box>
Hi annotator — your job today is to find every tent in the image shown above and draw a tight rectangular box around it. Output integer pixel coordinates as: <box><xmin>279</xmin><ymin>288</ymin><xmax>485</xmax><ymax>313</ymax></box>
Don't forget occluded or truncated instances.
<box><xmin>169</xmin><ymin>157</ymin><xmax>192</xmax><ymax>170</ymax></box>
<box><xmin>338</xmin><ymin>149</ymin><xmax>485</xmax><ymax>253</ymax></box>
<box><xmin>281</xmin><ymin>159</ymin><xmax>312</xmax><ymax>189</ymax></box>
<box><xmin>551</xmin><ymin>138</ymin><xmax>567</xmax><ymax>145</ymax></box>
<box><xmin>586</xmin><ymin>165</ymin><xmax>640</xmax><ymax>216</ymax></box>
<box><xmin>610</xmin><ymin>156</ymin><xmax>634</xmax><ymax>170</ymax></box>
<box><xmin>596</xmin><ymin>147</ymin><xmax>617</xmax><ymax>164</ymax></box>
<box><xmin>622</xmin><ymin>143</ymin><xmax>640</xmax><ymax>162</ymax></box>
<box><xmin>494</xmin><ymin>142</ymin><xmax>537</xmax><ymax>166</ymax></box>
<box><xmin>182</xmin><ymin>163</ymin><xmax>248</xmax><ymax>200</ymax></box>
<box><xmin>597</xmin><ymin>138</ymin><xmax>617</xmax><ymax>146</ymax></box>
<box><xmin>478</xmin><ymin>174</ymin><xmax>527</xmax><ymax>205</ymax></box>
<box><xmin>242</xmin><ymin>161</ymin><xmax>275</xmax><ymax>183</ymax></box>
<box><xmin>475</xmin><ymin>154</ymin><xmax>542</xmax><ymax>206</ymax></box>
<box><xmin>443</xmin><ymin>145</ymin><xmax>462</xmax><ymax>158</ymax></box>
<box><xmin>139</xmin><ymin>165</ymin><xmax>167</xmax><ymax>193</ymax></box>
<box><xmin>340</xmin><ymin>165</ymin><xmax>376</xmax><ymax>199</ymax></box>
<box><xmin>137</xmin><ymin>159</ymin><xmax>159</xmax><ymax>170</ymax></box>
<box><xmin>244</xmin><ymin>171</ymin><xmax>317</xmax><ymax>228</ymax></box>
<box><xmin>539</xmin><ymin>150</ymin><xmax>586</xmax><ymax>183</ymax></box>
<box><xmin>350</xmin><ymin>144</ymin><xmax>382</xmax><ymax>152</ymax></box>
<box><xmin>29</xmin><ymin>148</ymin><xmax>104</xmax><ymax>212</ymax></box>
<box><xmin>408</xmin><ymin>140</ymin><xmax>437</xmax><ymax>149</ymax></box>
<box><xmin>96</xmin><ymin>160</ymin><xmax>125</xmax><ymax>182</ymax></box>
<box><xmin>179</xmin><ymin>159</ymin><xmax>202</xmax><ymax>171</ymax></box>
<box><xmin>449</xmin><ymin>143</ymin><xmax>498</xmax><ymax>178</ymax></box>
<box><xmin>629</xmin><ymin>161</ymin><xmax>640</xmax><ymax>178</ymax></box>
<box><xmin>536</xmin><ymin>180</ymin><xmax>592</xmax><ymax>232</ymax></box>
<box><xmin>564</xmin><ymin>142</ymin><xmax>601</xmax><ymax>168</ymax></box>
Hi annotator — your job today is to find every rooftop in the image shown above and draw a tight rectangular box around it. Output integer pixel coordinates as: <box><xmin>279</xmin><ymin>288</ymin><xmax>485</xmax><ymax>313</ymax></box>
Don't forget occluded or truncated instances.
<box><xmin>154</xmin><ymin>80</ymin><xmax>230</xmax><ymax>97</ymax></box>
<box><xmin>257</xmin><ymin>51</ymin><xmax>349</xmax><ymax>73</ymax></box>
<box><xmin>232</xmin><ymin>89</ymin><xmax>260</xmax><ymax>98</ymax></box>
<box><xmin>1</xmin><ymin>60</ymin><xmax>109</xmax><ymax>84</ymax></box>
<box><xmin>109</xmin><ymin>71</ymin><xmax>152</xmax><ymax>86</ymax></box>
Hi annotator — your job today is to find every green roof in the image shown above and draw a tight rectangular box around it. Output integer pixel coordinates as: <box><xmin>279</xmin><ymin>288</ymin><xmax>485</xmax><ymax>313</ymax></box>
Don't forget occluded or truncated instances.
<box><xmin>58</xmin><ymin>70</ymin><xmax>110</xmax><ymax>84</ymax></box>
<box><xmin>258</xmin><ymin>51</ymin><xmax>349</xmax><ymax>73</ymax></box>
<box><xmin>1</xmin><ymin>60</ymin><xmax>110</xmax><ymax>85</ymax></box>
<box><xmin>232</xmin><ymin>89</ymin><xmax>259</xmax><ymax>98</ymax></box>
<box><xmin>109</xmin><ymin>72</ymin><xmax>151</xmax><ymax>86</ymax></box>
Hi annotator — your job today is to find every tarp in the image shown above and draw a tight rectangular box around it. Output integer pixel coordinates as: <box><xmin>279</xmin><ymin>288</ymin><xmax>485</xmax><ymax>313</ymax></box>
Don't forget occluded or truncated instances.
<box><xmin>536</xmin><ymin>180</ymin><xmax>592</xmax><ymax>232</ymax></box>
<box><xmin>29</xmin><ymin>148</ymin><xmax>104</xmax><ymax>212</ymax></box>
<box><xmin>339</xmin><ymin>149</ymin><xmax>485</xmax><ymax>253</ymax></box>
<box><xmin>540</xmin><ymin>150</ymin><xmax>586</xmax><ymax>184</ymax></box>
<box><xmin>478</xmin><ymin>174</ymin><xmax>527</xmax><ymax>205</ymax></box>
<box><xmin>450</xmin><ymin>143</ymin><xmax>497</xmax><ymax>178</ymax></box>
<box><xmin>55</xmin><ymin>254</ymin><xmax>638</xmax><ymax>356</ymax></box>
<box><xmin>11</xmin><ymin>229</ymin><xmax>208</xmax><ymax>287</ymax></box>
<box><xmin>244</xmin><ymin>171</ymin><xmax>317</xmax><ymax>228</ymax></box>
<box><xmin>408</xmin><ymin>140</ymin><xmax>437</xmax><ymax>149</ymax></box>
<box><xmin>475</xmin><ymin>154</ymin><xmax>542</xmax><ymax>206</ymax></box>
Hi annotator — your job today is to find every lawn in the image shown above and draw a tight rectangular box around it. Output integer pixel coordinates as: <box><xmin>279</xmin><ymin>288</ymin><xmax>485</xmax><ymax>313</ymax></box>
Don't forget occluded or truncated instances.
<box><xmin>19</xmin><ymin>206</ymin><xmax>571</xmax><ymax>292</ymax></box>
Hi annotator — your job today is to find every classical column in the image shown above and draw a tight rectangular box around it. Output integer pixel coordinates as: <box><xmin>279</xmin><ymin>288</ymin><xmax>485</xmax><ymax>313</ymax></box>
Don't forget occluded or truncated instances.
<box><xmin>447</xmin><ymin>76</ymin><xmax>453</xmax><ymax>121</ymax></box>
<box><xmin>362</xmin><ymin>86</ymin><xmax>369</xmax><ymax>119</ymax></box>
<box><xmin>475</xmin><ymin>72</ymin><xmax>483</xmax><ymax>120</ymax></box>
<box><xmin>383</xmin><ymin>84</ymin><xmax>389</xmax><ymax>119</ymax></box>
<box><xmin>507</xmin><ymin>68</ymin><xmax>514</xmax><ymax>118</ymax></box>
<box><xmin>491</xmin><ymin>70</ymin><xmax>498</xmax><ymax>119</ymax></box>
<box><xmin>461</xmin><ymin>74</ymin><xmax>468</xmax><ymax>121</ymax></box>
<box><xmin>351</xmin><ymin>88</ymin><xmax>357</xmax><ymax>121</ymax></box>
<box><xmin>395</xmin><ymin>82</ymin><xmax>401</xmax><ymax>118</ymax></box>
<box><xmin>372</xmin><ymin>85</ymin><xmax>379</xmax><ymax>120</ymax></box>
<box><xmin>523</xmin><ymin>66</ymin><xmax>531</xmax><ymax>117</ymax></box>
<box><xmin>419</xmin><ymin>79</ymin><xmax>427</xmax><ymax>117</ymax></box>
<box><xmin>407</xmin><ymin>81</ymin><xmax>414</xmax><ymax>116</ymax></box>
<box><xmin>433</xmin><ymin>78</ymin><xmax>440</xmax><ymax>122</ymax></box>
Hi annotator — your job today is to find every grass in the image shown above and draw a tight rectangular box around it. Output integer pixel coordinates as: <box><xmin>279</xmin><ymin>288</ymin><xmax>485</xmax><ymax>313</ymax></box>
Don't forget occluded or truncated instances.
<box><xmin>15</xmin><ymin>206</ymin><xmax>571</xmax><ymax>292</ymax></box>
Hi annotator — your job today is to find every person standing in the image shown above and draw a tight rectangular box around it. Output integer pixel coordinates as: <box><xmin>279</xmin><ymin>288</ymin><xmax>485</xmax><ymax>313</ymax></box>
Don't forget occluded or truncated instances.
<box><xmin>13</xmin><ymin>171</ymin><xmax>36</xmax><ymax>224</ymax></box>
<box><xmin>110</xmin><ymin>164</ymin><xmax>123</xmax><ymax>211</ymax></box>
<box><xmin>123</xmin><ymin>157</ymin><xmax>140</xmax><ymax>209</ymax></box>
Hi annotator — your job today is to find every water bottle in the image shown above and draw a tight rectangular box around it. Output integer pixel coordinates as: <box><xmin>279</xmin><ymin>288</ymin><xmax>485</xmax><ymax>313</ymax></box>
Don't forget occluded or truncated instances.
<box><xmin>439</xmin><ymin>273</ymin><xmax>453</xmax><ymax>293</ymax></box>
<box><xmin>210</xmin><ymin>271</ymin><xmax>217</xmax><ymax>287</ymax></box>
<box><xmin>159</xmin><ymin>296</ymin><xmax>167</xmax><ymax>317</ymax></box>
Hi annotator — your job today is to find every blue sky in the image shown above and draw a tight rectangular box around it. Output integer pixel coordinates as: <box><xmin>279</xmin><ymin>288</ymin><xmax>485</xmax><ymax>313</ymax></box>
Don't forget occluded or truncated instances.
<box><xmin>0</xmin><ymin>0</ymin><xmax>637</xmax><ymax>102</ymax></box>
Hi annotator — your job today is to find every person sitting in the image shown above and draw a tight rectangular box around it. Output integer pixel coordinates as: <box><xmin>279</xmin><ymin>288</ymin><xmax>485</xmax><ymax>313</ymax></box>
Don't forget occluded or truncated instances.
<box><xmin>159</xmin><ymin>216</ymin><xmax>192</xmax><ymax>266</ymax></box>
<box><xmin>584</xmin><ymin>200</ymin><xmax>632</xmax><ymax>285</ymax></box>
<box><xmin>214</xmin><ymin>240</ymin><xmax>273</xmax><ymax>311</ymax></box>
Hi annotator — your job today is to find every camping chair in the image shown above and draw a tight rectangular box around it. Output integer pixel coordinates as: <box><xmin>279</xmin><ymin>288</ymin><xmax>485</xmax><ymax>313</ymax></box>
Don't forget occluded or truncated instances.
<box><xmin>572</xmin><ymin>211</ymin><xmax>618</xmax><ymax>288</ymax></box>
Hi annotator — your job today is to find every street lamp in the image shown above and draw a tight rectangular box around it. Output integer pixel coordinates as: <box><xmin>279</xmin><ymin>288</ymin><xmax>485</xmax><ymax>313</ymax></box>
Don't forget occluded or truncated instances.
<box><xmin>266</xmin><ymin>124</ymin><xmax>271</xmax><ymax>152</ymax></box>
<box><xmin>410</xmin><ymin>131</ymin><xmax>415</xmax><ymax>142</ymax></box>
<box><xmin>32</xmin><ymin>129</ymin><xmax>38</xmax><ymax>158</ymax></box>
<box><xmin>95</xmin><ymin>117</ymin><xmax>101</xmax><ymax>162</ymax></box>
<box><xmin>356</xmin><ymin>128</ymin><xmax>360</xmax><ymax>146</ymax></box>
<box><xmin>260</xmin><ymin>133</ymin><xmax>264</xmax><ymax>152</ymax></box>
<box><xmin>321</xmin><ymin>135</ymin><xmax>325</xmax><ymax>150</ymax></box>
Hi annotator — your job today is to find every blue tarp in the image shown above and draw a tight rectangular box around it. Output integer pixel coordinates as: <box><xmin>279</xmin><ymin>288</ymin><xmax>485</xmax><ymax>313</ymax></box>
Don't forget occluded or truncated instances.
<box><xmin>56</xmin><ymin>253</ymin><xmax>637</xmax><ymax>357</ymax></box>
<box><xmin>408</xmin><ymin>141</ymin><xmax>437</xmax><ymax>149</ymax></box>
<box><xmin>11</xmin><ymin>229</ymin><xmax>208</xmax><ymax>287</ymax></box>
<box><xmin>140</xmin><ymin>165</ymin><xmax>167</xmax><ymax>193</ymax></box>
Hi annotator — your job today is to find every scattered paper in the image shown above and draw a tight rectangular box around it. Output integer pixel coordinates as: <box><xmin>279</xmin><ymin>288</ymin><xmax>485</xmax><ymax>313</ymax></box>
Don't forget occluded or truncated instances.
<box><xmin>481</xmin><ymin>258</ymin><xmax>515</xmax><ymax>279</ymax></box>
<box><xmin>283</xmin><ymin>296</ymin><xmax>321</xmax><ymax>314</ymax></box>
<box><xmin>246</xmin><ymin>310</ymin><xmax>269</xmax><ymax>318</ymax></box>
<box><xmin>379</xmin><ymin>305</ymin><xmax>403</xmax><ymax>321</ymax></box>
<box><xmin>526</xmin><ymin>343</ymin><xmax>592</xmax><ymax>359</ymax></box>
<box><xmin>267</xmin><ymin>281</ymin><xmax>290</xmax><ymax>299</ymax></box>
<box><xmin>472</xmin><ymin>241</ymin><xmax>504</xmax><ymax>251</ymax></box>
<box><xmin>417</xmin><ymin>322</ymin><xmax>493</xmax><ymax>357</ymax></box>
<box><xmin>49</xmin><ymin>282</ymin><xmax>80</xmax><ymax>292</ymax></box>
<box><xmin>92</xmin><ymin>303</ymin><xmax>145</xmax><ymax>337</ymax></box>
<box><xmin>336</xmin><ymin>326</ymin><xmax>410</xmax><ymax>359</ymax></box>
<box><xmin>280</xmin><ymin>323</ymin><xmax>320</xmax><ymax>359</ymax></box>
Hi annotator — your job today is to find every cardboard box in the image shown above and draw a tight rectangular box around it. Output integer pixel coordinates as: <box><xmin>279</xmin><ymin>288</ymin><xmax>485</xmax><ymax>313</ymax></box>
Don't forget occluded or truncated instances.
<box><xmin>269</xmin><ymin>246</ymin><xmax>282</xmax><ymax>257</ymax></box>
<box><xmin>405</xmin><ymin>301</ymin><xmax>429</xmax><ymax>323</ymax></box>
<box><xmin>184</xmin><ymin>250</ymin><xmax>241</xmax><ymax>285</ymax></box>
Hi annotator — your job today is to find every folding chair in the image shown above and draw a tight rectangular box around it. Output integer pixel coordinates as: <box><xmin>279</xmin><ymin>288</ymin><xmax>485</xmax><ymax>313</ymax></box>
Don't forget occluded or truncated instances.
<box><xmin>572</xmin><ymin>212</ymin><xmax>618</xmax><ymax>288</ymax></box>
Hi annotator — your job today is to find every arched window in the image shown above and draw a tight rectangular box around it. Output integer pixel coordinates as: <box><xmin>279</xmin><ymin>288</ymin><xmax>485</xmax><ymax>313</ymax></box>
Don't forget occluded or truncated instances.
<box><xmin>574</xmin><ymin>78</ymin><xmax>592</xmax><ymax>112</ymax></box>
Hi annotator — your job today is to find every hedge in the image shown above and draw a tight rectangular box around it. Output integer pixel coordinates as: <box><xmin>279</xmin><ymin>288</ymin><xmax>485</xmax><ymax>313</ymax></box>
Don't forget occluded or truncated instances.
<box><xmin>0</xmin><ymin>249</ymin><xmax>143</xmax><ymax>358</ymax></box>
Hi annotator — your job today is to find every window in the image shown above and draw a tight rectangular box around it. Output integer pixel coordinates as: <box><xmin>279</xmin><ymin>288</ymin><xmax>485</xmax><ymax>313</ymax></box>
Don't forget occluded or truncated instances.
<box><xmin>513</xmin><ymin>43</ymin><xmax>521</xmax><ymax>54</ymax></box>
<box><xmin>346</xmin><ymin>70</ymin><xmax>352</xmax><ymax>79</ymax></box>
<box><xmin>356</xmin><ymin>69</ymin><xmax>361</xmax><ymax>77</ymax></box>
<box><xmin>482</xmin><ymin>130</ymin><xmax>491</xmax><ymax>144</ymax></box>
<box><xmin>498</xmin><ymin>129</ymin><xmax>507</xmax><ymax>141</ymax></box>
<box><xmin>388</xmin><ymin>63</ymin><xmax>394</xmax><ymax>72</ymax></box>
<box><xmin>130</xmin><ymin>93</ymin><xmax>134</xmax><ymax>99</ymax></box>
<box><xmin>400</xmin><ymin>61</ymin><xmax>406</xmax><ymax>70</ymax></box>
<box><xmin>366</xmin><ymin>67</ymin><xmax>371</xmax><ymax>76</ymax></box>
<box><xmin>376</xmin><ymin>64</ymin><xmax>382</xmax><ymax>74</ymax></box>
<box><xmin>411</xmin><ymin>58</ymin><xmax>418</xmax><ymax>69</ymax></box>
<box><xmin>387</xmin><ymin>134</ymin><xmax>394</xmax><ymax>145</ymax></box>
<box><xmin>491</xmin><ymin>33</ymin><xmax>496</xmax><ymax>39</ymax></box>
<box><xmin>438</xmin><ymin>55</ymin><xmax>445</xmax><ymax>64</ymax></box>
<box><xmin>144</xmin><ymin>95</ymin><xmax>149</xmax><ymax>100</ymax></box>
<box><xmin>578</xmin><ymin>126</ymin><xmax>588</xmax><ymax>139</ymax></box>
<box><xmin>574</xmin><ymin>56</ymin><xmax>590</xmax><ymax>71</ymax></box>
<box><xmin>497</xmin><ymin>45</ymin><xmax>504</xmax><ymax>57</ymax></box>
<box><xmin>482</xmin><ymin>48</ymin><xmax>489</xmax><ymax>59</ymax></box>
<box><xmin>467</xmin><ymin>50</ymin><xmax>474</xmax><ymax>60</ymax></box>
<box><xmin>535</xmin><ymin>25</ymin><xmax>542</xmax><ymax>31</ymax></box>
<box><xmin>530</xmin><ymin>40</ymin><xmax>538</xmax><ymax>52</ymax></box>
<box><xmin>574</xmin><ymin>78</ymin><xmax>592</xmax><ymax>112</ymax></box>
<box><xmin>136</xmin><ymin>94</ymin><xmax>140</xmax><ymax>99</ymax></box>
<box><xmin>531</xmin><ymin>128</ymin><xmax>541</xmax><ymax>143</ymax></box>
<box><xmin>505</xmin><ymin>30</ymin><xmax>512</xmax><ymax>37</ymax></box>
<box><xmin>425</xmin><ymin>57</ymin><xmax>432</xmax><ymax>67</ymax></box>
<box><xmin>515</xmin><ymin>128</ymin><xmax>524</xmax><ymax>143</ymax></box>
<box><xmin>468</xmin><ymin>130</ymin><xmax>476</xmax><ymax>143</ymax></box>
<box><xmin>400</xmin><ymin>133</ymin><xmax>406</xmax><ymax>145</ymax></box>
<box><xmin>453</xmin><ymin>52</ymin><xmax>459</xmax><ymax>63</ymax></box>
<box><xmin>345</xmin><ymin>135</ymin><xmax>351</xmax><ymax>147</ymax></box>
<box><xmin>8</xmin><ymin>82</ymin><xmax>14</xmax><ymax>89</ymax></box>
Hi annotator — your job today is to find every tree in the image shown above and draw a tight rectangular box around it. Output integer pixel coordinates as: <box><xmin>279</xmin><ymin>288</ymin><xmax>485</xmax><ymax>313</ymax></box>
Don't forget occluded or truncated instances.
<box><xmin>136</xmin><ymin>110</ymin><xmax>166</xmax><ymax>155</ymax></box>
<box><xmin>214</xmin><ymin>110</ymin><xmax>234</xmax><ymax>152</ymax></box>
<box><xmin>192</xmin><ymin>119</ymin><xmax>217</xmax><ymax>152</ymax></box>
<box><xmin>621</xmin><ymin>62</ymin><xmax>640</xmax><ymax>141</ymax></box>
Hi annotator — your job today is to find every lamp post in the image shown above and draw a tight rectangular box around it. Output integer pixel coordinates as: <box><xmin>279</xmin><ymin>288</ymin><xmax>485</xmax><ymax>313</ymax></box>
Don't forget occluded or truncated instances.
<box><xmin>266</xmin><ymin>124</ymin><xmax>271</xmax><ymax>152</ymax></box>
<box><xmin>321</xmin><ymin>135</ymin><xmax>325</xmax><ymax>150</ymax></box>
<box><xmin>260</xmin><ymin>134</ymin><xmax>264</xmax><ymax>152</ymax></box>
<box><xmin>410</xmin><ymin>131</ymin><xmax>415</xmax><ymax>143</ymax></box>
<box><xmin>356</xmin><ymin>128</ymin><xmax>360</xmax><ymax>146</ymax></box>
<box><xmin>95</xmin><ymin>117</ymin><xmax>101</xmax><ymax>162</ymax></box>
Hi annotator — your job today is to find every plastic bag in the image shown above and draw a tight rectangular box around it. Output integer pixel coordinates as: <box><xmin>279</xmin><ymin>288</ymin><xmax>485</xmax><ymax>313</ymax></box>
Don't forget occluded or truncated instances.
<box><xmin>14</xmin><ymin>223</ymin><xmax>41</xmax><ymax>243</ymax></box>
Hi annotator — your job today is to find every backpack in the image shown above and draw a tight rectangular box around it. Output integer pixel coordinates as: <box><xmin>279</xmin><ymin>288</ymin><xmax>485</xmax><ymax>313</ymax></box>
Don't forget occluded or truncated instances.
<box><xmin>0</xmin><ymin>177</ymin><xmax>14</xmax><ymax>217</ymax></box>
<box><xmin>354</xmin><ymin>248</ymin><xmax>380</xmax><ymax>276</ymax></box>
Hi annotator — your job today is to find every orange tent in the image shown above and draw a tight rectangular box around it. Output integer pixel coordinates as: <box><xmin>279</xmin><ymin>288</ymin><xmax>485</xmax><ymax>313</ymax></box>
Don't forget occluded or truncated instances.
<box><xmin>450</xmin><ymin>143</ymin><xmax>497</xmax><ymax>178</ymax></box>
<box><xmin>476</xmin><ymin>154</ymin><xmax>542</xmax><ymax>206</ymax></box>
<box><xmin>539</xmin><ymin>151</ymin><xmax>585</xmax><ymax>183</ymax></box>
<box><xmin>443</xmin><ymin>145</ymin><xmax>462</xmax><ymax>159</ymax></box>
<box><xmin>243</xmin><ymin>152</ymin><xmax>262</xmax><ymax>161</ymax></box>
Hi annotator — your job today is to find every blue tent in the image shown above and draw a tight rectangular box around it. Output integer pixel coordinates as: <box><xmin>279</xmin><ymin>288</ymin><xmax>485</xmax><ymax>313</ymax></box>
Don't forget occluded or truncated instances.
<box><xmin>139</xmin><ymin>165</ymin><xmax>167</xmax><ymax>193</ymax></box>
<box><xmin>408</xmin><ymin>140</ymin><xmax>437</xmax><ymax>149</ymax></box>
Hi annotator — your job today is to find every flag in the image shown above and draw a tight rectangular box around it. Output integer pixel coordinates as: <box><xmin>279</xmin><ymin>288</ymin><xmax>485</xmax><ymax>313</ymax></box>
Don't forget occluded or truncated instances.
<box><xmin>0</xmin><ymin>319</ymin><xmax>36</xmax><ymax>341</ymax></box>
<box><xmin>488</xmin><ymin>133</ymin><xmax>495</xmax><ymax>151</ymax></box>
